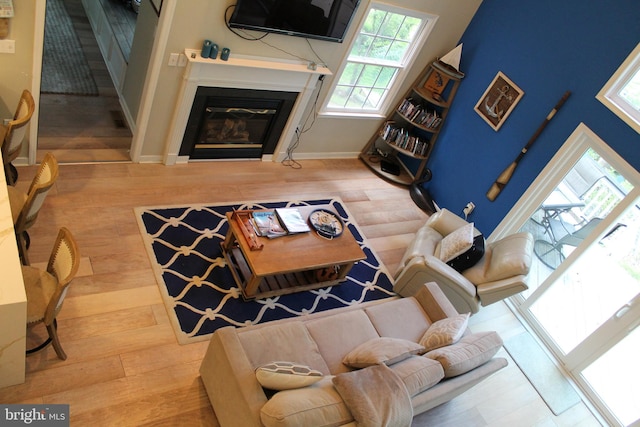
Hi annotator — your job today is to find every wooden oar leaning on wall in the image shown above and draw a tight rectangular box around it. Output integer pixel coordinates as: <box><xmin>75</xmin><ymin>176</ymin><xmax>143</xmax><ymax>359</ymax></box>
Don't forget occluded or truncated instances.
<box><xmin>486</xmin><ymin>91</ymin><xmax>571</xmax><ymax>201</ymax></box>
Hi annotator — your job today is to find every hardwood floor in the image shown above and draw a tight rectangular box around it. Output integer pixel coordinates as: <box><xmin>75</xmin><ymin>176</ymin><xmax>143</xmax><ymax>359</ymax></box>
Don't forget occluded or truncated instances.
<box><xmin>0</xmin><ymin>159</ymin><xmax>601</xmax><ymax>426</ymax></box>
<box><xmin>37</xmin><ymin>0</ymin><xmax>134</xmax><ymax>163</ymax></box>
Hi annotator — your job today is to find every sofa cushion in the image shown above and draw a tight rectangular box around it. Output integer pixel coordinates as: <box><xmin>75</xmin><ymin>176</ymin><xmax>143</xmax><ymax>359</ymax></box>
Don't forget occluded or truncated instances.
<box><xmin>419</xmin><ymin>313</ymin><xmax>470</xmax><ymax>351</ymax></box>
<box><xmin>427</xmin><ymin>208</ymin><xmax>471</xmax><ymax>236</ymax></box>
<box><xmin>389</xmin><ymin>355</ymin><xmax>444</xmax><ymax>396</ymax></box>
<box><xmin>256</xmin><ymin>361</ymin><xmax>323</xmax><ymax>391</ymax></box>
<box><xmin>462</xmin><ymin>232</ymin><xmax>533</xmax><ymax>284</ymax></box>
<box><xmin>365</xmin><ymin>297</ymin><xmax>432</xmax><ymax>342</ymax></box>
<box><xmin>306</xmin><ymin>310</ymin><xmax>380</xmax><ymax>374</ymax></box>
<box><xmin>342</xmin><ymin>337</ymin><xmax>425</xmax><ymax>368</ymax></box>
<box><xmin>484</xmin><ymin>232</ymin><xmax>533</xmax><ymax>281</ymax></box>
<box><xmin>260</xmin><ymin>377</ymin><xmax>353</xmax><ymax>427</ymax></box>
<box><xmin>425</xmin><ymin>331</ymin><xmax>503</xmax><ymax>377</ymax></box>
<box><xmin>237</xmin><ymin>321</ymin><xmax>330</xmax><ymax>374</ymax></box>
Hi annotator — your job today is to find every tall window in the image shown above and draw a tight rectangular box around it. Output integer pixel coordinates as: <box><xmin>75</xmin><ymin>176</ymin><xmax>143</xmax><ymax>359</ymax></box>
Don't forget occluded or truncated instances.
<box><xmin>322</xmin><ymin>3</ymin><xmax>436</xmax><ymax>116</ymax></box>
<box><xmin>597</xmin><ymin>42</ymin><xmax>640</xmax><ymax>134</ymax></box>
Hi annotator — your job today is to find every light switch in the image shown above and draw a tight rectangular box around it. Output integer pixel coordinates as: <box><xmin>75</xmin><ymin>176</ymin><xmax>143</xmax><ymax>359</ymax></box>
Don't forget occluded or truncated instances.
<box><xmin>177</xmin><ymin>53</ymin><xmax>187</xmax><ymax>67</ymax></box>
<box><xmin>0</xmin><ymin>39</ymin><xmax>15</xmax><ymax>53</ymax></box>
<box><xmin>168</xmin><ymin>53</ymin><xmax>178</xmax><ymax>66</ymax></box>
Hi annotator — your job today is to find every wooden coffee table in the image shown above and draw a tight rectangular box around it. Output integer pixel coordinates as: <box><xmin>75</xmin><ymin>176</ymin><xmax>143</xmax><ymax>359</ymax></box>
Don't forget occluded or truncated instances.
<box><xmin>221</xmin><ymin>205</ymin><xmax>366</xmax><ymax>299</ymax></box>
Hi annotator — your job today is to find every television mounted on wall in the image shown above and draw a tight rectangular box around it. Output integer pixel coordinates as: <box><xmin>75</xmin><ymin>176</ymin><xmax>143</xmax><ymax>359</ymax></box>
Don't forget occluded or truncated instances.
<box><xmin>229</xmin><ymin>0</ymin><xmax>361</xmax><ymax>43</ymax></box>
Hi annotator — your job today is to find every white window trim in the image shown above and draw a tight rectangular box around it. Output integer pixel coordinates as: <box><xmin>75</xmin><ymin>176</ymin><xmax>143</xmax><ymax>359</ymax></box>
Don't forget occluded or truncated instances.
<box><xmin>596</xmin><ymin>42</ymin><xmax>640</xmax><ymax>134</ymax></box>
<box><xmin>320</xmin><ymin>2</ymin><xmax>438</xmax><ymax>118</ymax></box>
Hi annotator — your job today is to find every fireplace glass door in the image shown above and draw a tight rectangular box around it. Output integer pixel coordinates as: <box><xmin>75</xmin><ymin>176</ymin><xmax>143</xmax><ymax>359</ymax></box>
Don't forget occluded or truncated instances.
<box><xmin>180</xmin><ymin>87</ymin><xmax>298</xmax><ymax>160</ymax></box>
<box><xmin>196</xmin><ymin>107</ymin><xmax>277</xmax><ymax>152</ymax></box>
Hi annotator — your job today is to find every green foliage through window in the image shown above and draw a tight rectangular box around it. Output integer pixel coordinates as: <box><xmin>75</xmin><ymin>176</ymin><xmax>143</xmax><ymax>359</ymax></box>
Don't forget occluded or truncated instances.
<box><xmin>327</xmin><ymin>5</ymin><xmax>429</xmax><ymax>113</ymax></box>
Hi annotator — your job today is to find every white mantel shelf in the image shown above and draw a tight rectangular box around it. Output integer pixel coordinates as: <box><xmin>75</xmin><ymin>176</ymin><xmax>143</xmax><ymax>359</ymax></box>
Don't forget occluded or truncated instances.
<box><xmin>183</xmin><ymin>49</ymin><xmax>331</xmax><ymax>76</ymax></box>
<box><xmin>163</xmin><ymin>50</ymin><xmax>332</xmax><ymax>165</ymax></box>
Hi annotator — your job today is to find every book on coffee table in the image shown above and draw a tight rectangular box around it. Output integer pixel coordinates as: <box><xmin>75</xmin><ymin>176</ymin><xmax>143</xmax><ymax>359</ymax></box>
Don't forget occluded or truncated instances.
<box><xmin>275</xmin><ymin>208</ymin><xmax>311</xmax><ymax>234</ymax></box>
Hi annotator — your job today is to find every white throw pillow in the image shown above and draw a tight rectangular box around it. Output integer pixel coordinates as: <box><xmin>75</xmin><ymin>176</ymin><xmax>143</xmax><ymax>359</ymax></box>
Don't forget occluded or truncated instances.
<box><xmin>419</xmin><ymin>313</ymin><xmax>470</xmax><ymax>351</ymax></box>
<box><xmin>438</xmin><ymin>222</ymin><xmax>475</xmax><ymax>263</ymax></box>
<box><xmin>255</xmin><ymin>361</ymin><xmax>323</xmax><ymax>390</ymax></box>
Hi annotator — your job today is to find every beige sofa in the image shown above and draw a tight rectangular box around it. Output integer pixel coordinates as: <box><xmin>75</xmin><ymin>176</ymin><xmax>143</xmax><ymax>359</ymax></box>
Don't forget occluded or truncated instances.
<box><xmin>200</xmin><ymin>282</ymin><xmax>508</xmax><ymax>426</ymax></box>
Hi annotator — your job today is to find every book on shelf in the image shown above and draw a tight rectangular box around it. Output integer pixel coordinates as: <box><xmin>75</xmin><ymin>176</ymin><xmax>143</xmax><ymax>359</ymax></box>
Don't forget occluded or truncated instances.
<box><xmin>397</xmin><ymin>98</ymin><xmax>441</xmax><ymax>130</ymax></box>
<box><xmin>251</xmin><ymin>208</ymin><xmax>310</xmax><ymax>238</ymax></box>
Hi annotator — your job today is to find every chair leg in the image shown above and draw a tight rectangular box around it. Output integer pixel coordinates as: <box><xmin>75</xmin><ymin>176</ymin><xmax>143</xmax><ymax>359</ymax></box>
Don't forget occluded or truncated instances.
<box><xmin>47</xmin><ymin>319</ymin><xmax>67</xmax><ymax>360</ymax></box>
<box><xmin>23</xmin><ymin>230</ymin><xmax>30</xmax><ymax>249</ymax></box>
<box><xmin>17</xmin><ymin>232</ymin><xmax>30</xmax><ymax>266</ymax></box>
<box><xmin>25</xmin><ymin>320</ymin><xmax>67</xmax><ymax>360</ymax></box>
<box><xmin>533</xmin><ymin>239</ymin><xmax>564</xmax><ymax>270</ymax></box>
<box><xmin>5</xmin><ymin>162</ymin><xmax>18</xmax><ymax>186</ymax></box>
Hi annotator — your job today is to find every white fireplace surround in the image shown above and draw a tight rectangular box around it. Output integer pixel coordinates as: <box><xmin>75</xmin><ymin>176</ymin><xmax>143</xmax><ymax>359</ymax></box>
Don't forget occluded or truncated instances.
<box><xmin>163</xmin><ymin>49</ymin><xmax>331</xmax><ymax>164</ymax></box>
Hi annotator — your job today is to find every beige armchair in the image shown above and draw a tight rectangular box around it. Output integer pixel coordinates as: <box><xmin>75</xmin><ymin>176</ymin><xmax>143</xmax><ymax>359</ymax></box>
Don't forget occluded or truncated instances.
<box><xmin>393</xmin><ymin>209</ymin><xmax>534</xmax><ymax>314</ymax></box>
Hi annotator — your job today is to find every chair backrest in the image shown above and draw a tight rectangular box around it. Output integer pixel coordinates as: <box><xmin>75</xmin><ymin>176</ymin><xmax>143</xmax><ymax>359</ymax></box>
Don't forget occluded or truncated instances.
<box><xmin>44</xmin><ymin>227</ymin><xmax>80</xmax><ymax>325</ymax></box>
<box><xmin>14</xmin><ymin>152</ymin><xmax>59</xmax><ymax>232</ymax></box>
<box><xmin>1</xmin><ymin>90</ymin><xmax>35</xmax><ymax>164</ymax></box>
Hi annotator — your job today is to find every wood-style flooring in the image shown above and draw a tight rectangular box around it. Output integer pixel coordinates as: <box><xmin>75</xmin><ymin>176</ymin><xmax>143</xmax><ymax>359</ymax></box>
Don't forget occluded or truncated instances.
<box><xmin>37</xmin><ymin>0</ymin><xmax>134</xmax><ymax>163</ymax></box>
<box><xmin>0</xmin><ymin>159</ymin><xmax>601</xmax><ymax>426</ymax></box>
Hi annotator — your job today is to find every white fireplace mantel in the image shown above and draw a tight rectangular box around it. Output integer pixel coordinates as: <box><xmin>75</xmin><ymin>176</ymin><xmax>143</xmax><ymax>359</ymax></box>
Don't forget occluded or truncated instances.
<box><xmin>163</xmin><ymin>49</ymin><xmax>331</xmax><ymax>164</ymax></box>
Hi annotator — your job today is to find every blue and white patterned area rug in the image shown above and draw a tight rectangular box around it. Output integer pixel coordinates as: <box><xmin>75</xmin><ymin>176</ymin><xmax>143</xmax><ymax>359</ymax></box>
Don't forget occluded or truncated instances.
<box><xmin>135</xmin><ymin>198</ymin><xmax>395</xmax><ymax>344</ymax></box>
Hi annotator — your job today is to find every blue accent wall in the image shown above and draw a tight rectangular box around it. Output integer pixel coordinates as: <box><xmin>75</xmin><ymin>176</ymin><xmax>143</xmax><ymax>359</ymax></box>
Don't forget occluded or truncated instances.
<box><xmin>426</xmin><ymin>0</ymin><xmax>640</xmax><ymax>232</ymax></box>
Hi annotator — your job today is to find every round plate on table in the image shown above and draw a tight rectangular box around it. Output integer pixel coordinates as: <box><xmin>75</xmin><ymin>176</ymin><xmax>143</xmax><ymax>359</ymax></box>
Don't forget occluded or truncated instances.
<box><xmin>308</xmin><ymin>209</ymin><xmax>344</xmax><ymax>239</ymax></box>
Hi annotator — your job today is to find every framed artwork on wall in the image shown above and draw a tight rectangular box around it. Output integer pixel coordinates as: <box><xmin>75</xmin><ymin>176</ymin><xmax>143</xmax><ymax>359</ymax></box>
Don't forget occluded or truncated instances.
<box><xmin>474</xmin><ymin>72</ymin><xmax>524</xmax><ymax>131</ymax></box>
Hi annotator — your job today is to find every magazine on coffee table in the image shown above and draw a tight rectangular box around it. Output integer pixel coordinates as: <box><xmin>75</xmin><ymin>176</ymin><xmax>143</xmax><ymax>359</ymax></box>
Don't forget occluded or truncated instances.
<box><xmin>251</xmin><ymin>208</ymin><xmax>311</xmax><ymax>238</ymax></box>
<box><xmin>275</xmin><ymin>208</ymin><xmax>311</xmax><ymax>234</ymax></box>
<box><xmin>251</xmin><ymin>211</ymin><xmax>287</xmax><ymax>238</ymax></box>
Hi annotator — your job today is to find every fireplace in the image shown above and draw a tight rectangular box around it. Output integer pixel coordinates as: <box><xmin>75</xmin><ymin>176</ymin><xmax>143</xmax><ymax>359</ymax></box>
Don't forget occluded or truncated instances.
<box><xmin>180</xmin><ymin>87</ymin><xmax>298</xmax><ymax>159</ymax></box>
<box><xmin>163</xmin><ymin>50</ymin><xmax>330</xmax><ymax>164</ymax></box>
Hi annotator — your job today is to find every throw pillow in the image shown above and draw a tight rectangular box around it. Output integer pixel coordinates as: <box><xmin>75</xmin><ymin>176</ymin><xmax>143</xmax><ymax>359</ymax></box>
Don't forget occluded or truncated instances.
<box><xmin>446</xmin><ymin>234</ymin><xmax>485</xmax><ymax>272</ymax></box>
<box><xmin>255</xmin><ymin>361</ymin><xmax>323</xmax><ymax>390</ymax></box>
<box><xmin>342</xmin><ymin>337</ymin><xmax>425</xmax><ymax>369</ymax></box>
<box><xmin>438</xmin><ymin>222</ymin><xmax>475</xmax><ymax>263</ymax></box>
<box><xmin>419</xmin><ymin>313</ymin><xmax>470</xmax><ymax>351</ymax></box>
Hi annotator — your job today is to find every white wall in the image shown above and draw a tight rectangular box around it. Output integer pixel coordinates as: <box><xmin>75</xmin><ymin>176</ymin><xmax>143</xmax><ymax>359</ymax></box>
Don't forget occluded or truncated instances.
<box><xmin>138</xmin><ymin>0</ymin><xmax>482</xmax><ymax>161</ymax></box>
<box><xmin>0</xmin><ymin>0</ymin><xmax>38</xmax><ymax>161</ymax></box>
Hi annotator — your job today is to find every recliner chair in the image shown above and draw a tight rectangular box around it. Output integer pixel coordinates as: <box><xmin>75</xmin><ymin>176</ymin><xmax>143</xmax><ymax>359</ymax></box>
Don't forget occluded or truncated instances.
<box><xmin>393</xmin><ymin>209</ymin><xmax>534</xmax><ymax>314</ymax></box>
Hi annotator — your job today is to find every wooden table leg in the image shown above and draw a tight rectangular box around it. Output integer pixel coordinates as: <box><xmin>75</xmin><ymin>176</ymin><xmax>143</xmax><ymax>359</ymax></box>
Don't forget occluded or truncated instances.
<box><xmin>222</xmin><ymin>227</ymin><xmax>236</xmax><ymax>251</ymax></box>
<box><xmin>243</xmin><ymin>275</ymin><xmax>262</xmax><ymax>297</ymax></box>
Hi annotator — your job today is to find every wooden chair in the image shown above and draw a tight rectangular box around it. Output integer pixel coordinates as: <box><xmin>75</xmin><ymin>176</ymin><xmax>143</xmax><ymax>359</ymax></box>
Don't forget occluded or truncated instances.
<box><xmin>1</xmin><ymin>89</ymin><xmax>35</xmax><ymax>185</ymax></box>
<box><xmin>22</xmin><ymin>227</ymin><xmax>80</xmax><ymax>360</ymax></box>
<box><xmin>7</xmin><ymin>152</ymin><xmax>59</xmax><ymax>265</ymax></box>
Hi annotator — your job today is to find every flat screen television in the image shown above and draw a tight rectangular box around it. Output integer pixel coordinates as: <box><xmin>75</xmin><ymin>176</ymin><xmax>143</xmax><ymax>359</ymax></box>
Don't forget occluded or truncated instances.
<box><xmin>229</xmin><ymin>0</ymin><xmax>361</xmax><ymax>43</ymax></box>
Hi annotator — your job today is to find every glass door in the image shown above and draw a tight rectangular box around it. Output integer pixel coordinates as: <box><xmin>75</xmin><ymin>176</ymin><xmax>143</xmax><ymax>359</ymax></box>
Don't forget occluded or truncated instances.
<box><xmin>495</xmin><ymin>124</ymin><xmax>640</xmax><ymax>426</ymax></box>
